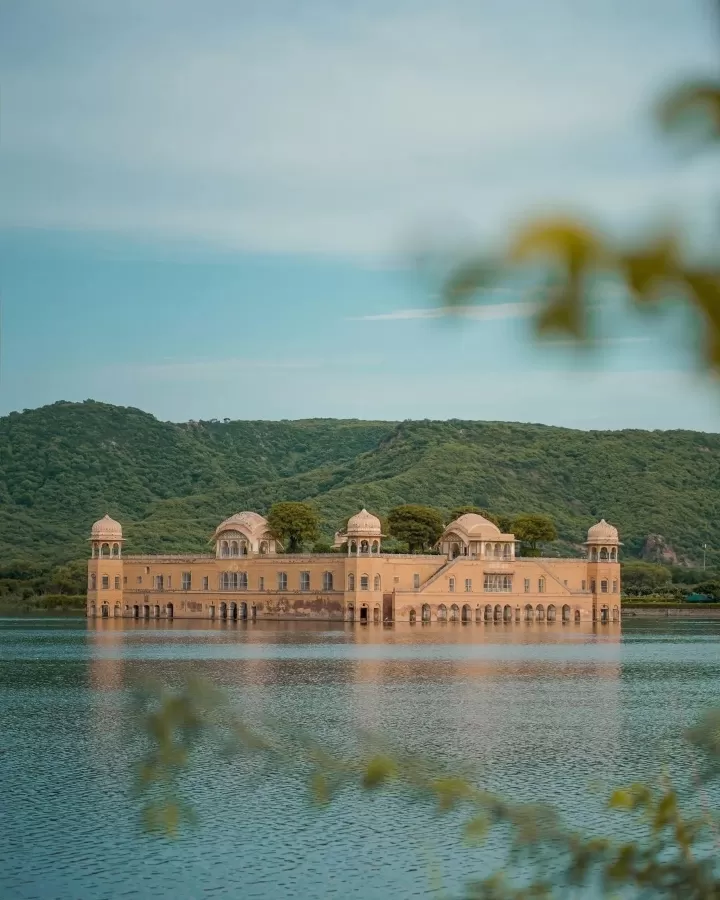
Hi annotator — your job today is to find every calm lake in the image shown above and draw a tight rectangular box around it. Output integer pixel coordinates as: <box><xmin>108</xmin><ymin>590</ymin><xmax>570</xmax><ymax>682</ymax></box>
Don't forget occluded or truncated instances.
<box><xmin>2</xmin><ymin>617</ymin><xmax>719</xmax><ymax>899</ymax></box>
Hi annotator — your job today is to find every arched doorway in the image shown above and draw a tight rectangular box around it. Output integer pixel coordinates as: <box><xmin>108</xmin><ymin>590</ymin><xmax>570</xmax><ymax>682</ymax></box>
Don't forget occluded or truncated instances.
<box><xmin>421</xmin><ymin>603</ymin><xmax>431</xmax><ymax>623</ymax></box>
<box><xmin>132</xmin><ymin>604</ymin><xmax>139</xmax><ymax>619</ymax></box>
<box><xmin>230</xmin><ymin>602</ymin><xmax>238</xmax><ymax>621</ymax></box>
<box><xmin>437</xmin><ymin>604</ymin><xmax>447</xmax><ymax>622</ymax></box>
<box><xmin>562</xmin><ymin>604</ymin><xmax>570</xmax><ymax>623</ymax></box>
<box><xmin>101</xmin><ymin>603</ymin><xmax>109</xmax><ymax>618</ymax></box>
<box><xmin>409</xmin><ymin>608</ymin><xmax>417</xmax><ymax>624</ymax></box>
<box><xmin>143</xmin><ymin>604</ymin><xmax>150</xmax><ymax>619</ymax></box>
<box><xmin>208</xmin><ymin>604</ymin><xmax>216</xmax><ymax>619</ymax></box>
<box><xmin>536</xmin><ymin>604</ymin><xmax>545</xmax><ymax>621</ymax></box>
<box><xmin>360</xmin><ymin>605</ymin><xmax>369</xmax><ymax>624</ymax></box>
<box><xmin>503</xmin><ymin>604</ymin><xmax>512</xmax><ymax>621</ymax></box>
<box><xmin>449</xmin><ymin>603</ymin><xmax>460</xmax><ymax>622</ymax></box>
<box><xmin>494</xmin><ymin>604</ymin><xmax>502</xmax><ymax>621</ymax></box>
<box><xmin>547</xmin><ymin>604</ymin><xmax>556</xmax><ymax>622</ymax></box>
<box><xmin>574</xmin><ymin>609</ymin><xmax>581</xmax><ymax>623</ymax></box>
<box><xmin>484</xmin><ymin>604</ymin><xmax>492</xmax><ymax>622</ymax></box>
<box><xmin>114</xmin><ymin>603</ymin><xmax>121</xmax><ymax>618</ymax></box>
<box><xmin>600</xmin><ymin>605</ymin><xmax>609</xmax><ymax>624</ymax></box>
<box><xmin>166</xmin><ymin>602</ymin><xmax>174</xmax><ymax>619</ymax></box>
<box><xmin>461</xmin><ymin>604</ymin><xmax>471</xmax><ymax>623</ymax></box>
<box><xmin>220</xmin><ymin>602</ymin><xmax>228</xmax><ymax>620</ymax></box>
<box><xmin>524</xmin><ymin>604</ymin><xmax>534</xmax><ymax>621</ymax></box>
<box><xmin>373</xmin><ymin>606</ymin><xmax>380</xmax><ymax>624</ymax></box>
<box><xmin>612</xmin><ymin>605</ymin><xmax>620</xmax><ymax>622</ymax></box>
<box><xmin>240</xmin><ymin>601</ymin><xmax>248</xmax><ymax>620</ymax></box>
<box><xmin>475</xmin><ymin>606</ymin><xmax>482</xmax><ymax>623</ymax></box>
<box><xmin>347</xmin><ymin>604</ymin><xmax>355</xmax><ymax>622</ymax></box>
<box><xmin>153</xmin><ymin>605</ymin><xmax>160</xmax><ymax>618</ymax></box>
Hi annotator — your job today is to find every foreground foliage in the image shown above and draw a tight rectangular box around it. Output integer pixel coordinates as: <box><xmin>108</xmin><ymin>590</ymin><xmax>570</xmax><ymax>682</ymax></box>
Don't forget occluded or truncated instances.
<box><xmin>133</xmin><ymin>679</ymin><xmax>720</xmax><ymax>897</ymax></box>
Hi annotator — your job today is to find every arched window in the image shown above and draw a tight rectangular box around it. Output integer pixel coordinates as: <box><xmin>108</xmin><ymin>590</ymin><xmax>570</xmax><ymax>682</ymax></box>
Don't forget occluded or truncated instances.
<box><xmin>437</xmin><ymin>604</ymin><xmax>447</xmax><ymax>621</ymax></box>
<box><xmin>538</xmin><ymin>577</ymin><xmax>546</xmax><ymax>593</ymax></box>
<box><xmin>348</xmin><ymin>573</ymin><xmax>355</xmax><ymax>591</ymax></box>
<box><xmin>259</xmin><ymin>541</ymin><xmax>269</xmax><ymax>555</ymax></box>
<box><xmin>600</xmin><ymin>547</ymin><xmax>609</xmax><ymax>561</ymax></box>
<box><xmin>610</xmin><ymin>547</ymin><xmax>617</xmax><ymax>561</ymax></box>
<box><xmin>360</xmin><ymin>540</ymin><xmax>369</xmax><ymax>554</ymax></box>
<box><xmin>323</xmin><ymin>571</ymin><xmax>334</xmax><ymax>591</ymax></box>
<box><xmin>230</xmin><ymin>540</ymin><xmax>239</xmax><ymax>557</ymax></box>
<box><xmin>300</xmin><ymin>571</ymin><xmax>310</xmax><ymax>591</ymax></box>
<box><xmin>221</xmin><ymin>541</ymin><xmax>229</xmax><ymax>558</ymax></box>
<box><xmin>114</xmin><ymin>575</ymin><xmax>120</xmax><ymax>589</ymax></box>
<box><xmin>360</xmin><ymin>574</ymin><xmax>369</xmax><ymax>590</ymax></box>
<box><xmin>371</xmin><ymin>541</ymin><xmax>379</xmax><ymax>554</ymax></box>
<box><xmin>240</xmin><ymin>541</ymin><xmax>248</xmax><ymax>556</ymax></box>
<box><xmin>485</xmin><ymin>543</ymin><xmax>493</xmax><ymax>557</ymax></box>
<box><xmin>374</xmin><ymin>574</ymin><xmax>381</xmax><ymax>591</ymax></box>
<box><xmin>449</xmin><ymin>576</ymin><xmax>455</xmax><ymax>592</ymax></box>
<box><xmin>503</xmin><ymin>544</ymin><xmax>511</xmax><ymax>558</ymax></box>
<box><xmin>601</xmin><ymin>579</ymin><xmax>608</xmax><ymax>593</ymax></box>
<box><xmin>101</xmin><ymin>575</ymin><xmax>109</xmax><ymax>589</ymax></box>
<box><xmin>101</xmin><ymin>543</ymin><xmax>110</xmax><ymax>558</ymax></box>
<box><xmin>494</xmin><ymin>544</ymin><xmax>501</xmax><ymax>558</ymax></box>
<box><xmin>349</xmin><ymin>541</ymin><xmax>357</xmax><ymax>555</ymax></box>
<box><xmin>112</xmin><ymin>543</ymin><xmax>120</xmax><ymax>557</ymax></box>
<box><xmin>277</xmin><ymin>572</ymin><xmax>288</xmax><ymax>591</ymax></box>
<box><xmin>591</xmin><ymin>547</ymin><xmax>598</xmax><ymax>561</ymax></box>
<box><xmin>239</xmin><ymin>572</ymin><xmax>248</xmax><ymax>590</ymax></box>
<box><xmin>90</xmin><ymin>573</ymin><xmax>96</xmax><ymax>590</ymax></box>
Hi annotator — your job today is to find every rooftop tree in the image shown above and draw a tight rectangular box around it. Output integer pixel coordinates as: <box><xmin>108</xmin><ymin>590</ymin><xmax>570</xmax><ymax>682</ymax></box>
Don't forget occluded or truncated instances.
<box><xmin>511</xmin><ymin>513</ymin><xmax>557</xmax><ymax>557</ymax></box>
<box><xmin>387</xmin><ymin>504</ymin><xmax>444</xmax><ymax>553</ymax></box>
<box><xmin>267</xmin><ymin>501</ymin><xmax>320</xmax><ymax>553</ymax></box>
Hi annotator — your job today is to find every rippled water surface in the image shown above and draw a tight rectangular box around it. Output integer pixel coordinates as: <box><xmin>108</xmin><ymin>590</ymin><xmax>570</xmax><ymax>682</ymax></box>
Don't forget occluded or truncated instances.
<box><xmin>2</xmin><ymin>617</ymin><xmax>720</xmax><ymax>899</ymax></box>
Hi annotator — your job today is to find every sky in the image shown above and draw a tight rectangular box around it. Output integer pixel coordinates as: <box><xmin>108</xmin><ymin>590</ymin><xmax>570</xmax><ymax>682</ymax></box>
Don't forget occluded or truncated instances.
<box><xmin>1</xmin><ymin>0</ymin><xmax>720</xmax><ymax>430</ymax></box>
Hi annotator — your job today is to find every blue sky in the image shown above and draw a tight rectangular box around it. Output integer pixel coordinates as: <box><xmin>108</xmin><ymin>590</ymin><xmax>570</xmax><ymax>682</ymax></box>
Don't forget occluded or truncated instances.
<box><xmin>1</xmin><ymin>0</ymin><xmax>720</xmax><ymax>429</ymax></box>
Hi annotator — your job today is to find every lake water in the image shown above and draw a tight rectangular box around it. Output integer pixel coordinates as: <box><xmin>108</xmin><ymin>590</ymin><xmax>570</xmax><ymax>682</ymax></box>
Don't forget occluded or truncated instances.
<box><xmin>2</xmin><ymin>616</ymin><xmax>719</xmax><ymax>899</ymax></box>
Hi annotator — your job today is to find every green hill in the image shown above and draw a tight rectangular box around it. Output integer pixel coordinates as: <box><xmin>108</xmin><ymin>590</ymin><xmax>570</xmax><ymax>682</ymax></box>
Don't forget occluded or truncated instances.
<box><xmin>1</xmin><ymin>401</ymin><xmax>718</xmax><ymax>582</ymax></box>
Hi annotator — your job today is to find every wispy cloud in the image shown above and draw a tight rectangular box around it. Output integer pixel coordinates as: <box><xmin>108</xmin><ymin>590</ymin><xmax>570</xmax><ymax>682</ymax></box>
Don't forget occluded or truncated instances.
<box><xmin>352</xmin><ymin>301</ymin><xmax>533</xmax><ymax>322</ymax></box>
<box><xmin>114</xmin><ymin>354</ymin><xmax>386</xmax><ymax>381</ymax></box>
<box><xmin>540</xmin><ymin>335</ymin><xmax>653</xmax><ymax>348</ymax></box>
<box><xmin>122</xmin><ymin>358</ymin><xmax>324</xmax><ymax>380</ymax></box>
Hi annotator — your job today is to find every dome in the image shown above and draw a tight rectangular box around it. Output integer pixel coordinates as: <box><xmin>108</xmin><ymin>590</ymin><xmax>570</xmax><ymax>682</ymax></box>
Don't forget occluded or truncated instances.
<box><xmin>90</xmin><ymin>514</ymin><xmax>122</xmax><ymax>540</ymax></box>
<box><xmin>214</xmin><ymin>511</ymin><xmax>268</xmax><ymax>538</ymax></box>
<box><xmin>447</xmin><ymin>513</ymin><xmax>501</xmax><ymax>536</ymax></box>
<box><xmin>346</xmin><ymin>508</ymin><xmax>382</xmax><ymax>536</ymax></box>
<box><xmin>586</xmin><ymin>519</ymin><xmax>619</xmax><ymax>542</ymax></box>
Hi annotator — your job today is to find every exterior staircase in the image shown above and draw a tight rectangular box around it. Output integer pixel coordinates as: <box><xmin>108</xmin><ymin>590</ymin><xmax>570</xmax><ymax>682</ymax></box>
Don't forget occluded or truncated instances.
<box><xmin>418</xmin><ymin>556</ymin><xmax>462</xmax><ymax>592</ymax></box>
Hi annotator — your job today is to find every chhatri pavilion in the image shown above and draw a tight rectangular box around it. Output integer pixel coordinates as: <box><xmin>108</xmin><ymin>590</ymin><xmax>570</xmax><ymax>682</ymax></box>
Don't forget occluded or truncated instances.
<box><xmin>87</xmin><ymin>509</ymin><xmax>621</xmax><ymax>624</ymax></box>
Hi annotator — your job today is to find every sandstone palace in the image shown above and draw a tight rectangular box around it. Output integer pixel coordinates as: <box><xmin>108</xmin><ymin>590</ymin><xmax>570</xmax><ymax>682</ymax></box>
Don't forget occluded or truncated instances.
<box><xmin>86</xmin><ymin>509</ymin><xmax>621</xmax><ymax>624</ymax></box>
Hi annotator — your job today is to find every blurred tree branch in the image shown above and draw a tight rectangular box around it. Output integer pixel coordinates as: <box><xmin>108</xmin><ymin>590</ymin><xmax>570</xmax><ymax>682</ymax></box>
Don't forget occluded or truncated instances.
<box><xmin>438</xmin><ymin>3</ymin><xmax>720</xmax><ymax>377</ymax></box>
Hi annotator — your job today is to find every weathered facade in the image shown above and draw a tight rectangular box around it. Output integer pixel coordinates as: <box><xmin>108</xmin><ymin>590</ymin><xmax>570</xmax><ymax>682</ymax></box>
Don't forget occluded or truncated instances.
<box><xmin>86</xmin><ymin>510</ymin><xmax>622</xmax><ymax>624</ymax></box>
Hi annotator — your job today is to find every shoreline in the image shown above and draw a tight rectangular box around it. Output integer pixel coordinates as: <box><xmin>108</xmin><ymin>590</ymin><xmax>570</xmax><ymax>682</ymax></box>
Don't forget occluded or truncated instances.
<box><xmin>623</xmin><ymin>604</ymin><xmax>720</xmax><ymax>618</ymax></box>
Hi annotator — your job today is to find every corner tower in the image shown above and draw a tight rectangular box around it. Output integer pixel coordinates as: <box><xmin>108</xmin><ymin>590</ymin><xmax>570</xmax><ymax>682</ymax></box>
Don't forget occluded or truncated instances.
<box><xmin>87</xmin><ymin>514</ymin><xmax>124</xmax><ymax>617</ymax></box>
<box><xmin>585</xmin><ymin>519</ymin><xmax>621</xmax><ymax>622</ymax></box>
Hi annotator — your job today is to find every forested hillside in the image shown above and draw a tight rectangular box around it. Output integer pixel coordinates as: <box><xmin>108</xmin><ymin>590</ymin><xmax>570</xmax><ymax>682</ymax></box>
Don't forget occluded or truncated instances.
<box><xmin>1</xmin><ymin>401</ymin><xmax>718</xmax><ymax>579</ymax></box>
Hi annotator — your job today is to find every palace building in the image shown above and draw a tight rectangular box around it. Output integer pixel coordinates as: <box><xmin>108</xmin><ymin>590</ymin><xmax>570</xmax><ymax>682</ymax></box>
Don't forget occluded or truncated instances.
<box><xmin>86</xmin><ymin>508</ymin><xmax>621</xmax><ymax>624</ymax></box>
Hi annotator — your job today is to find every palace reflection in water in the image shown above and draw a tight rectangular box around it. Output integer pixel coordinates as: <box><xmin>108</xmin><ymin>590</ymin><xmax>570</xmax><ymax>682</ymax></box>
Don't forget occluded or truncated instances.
<box><xmin>19</xmin><ymin>614</ymin><xmax>720</xmax><ymax>900</ymax></box>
